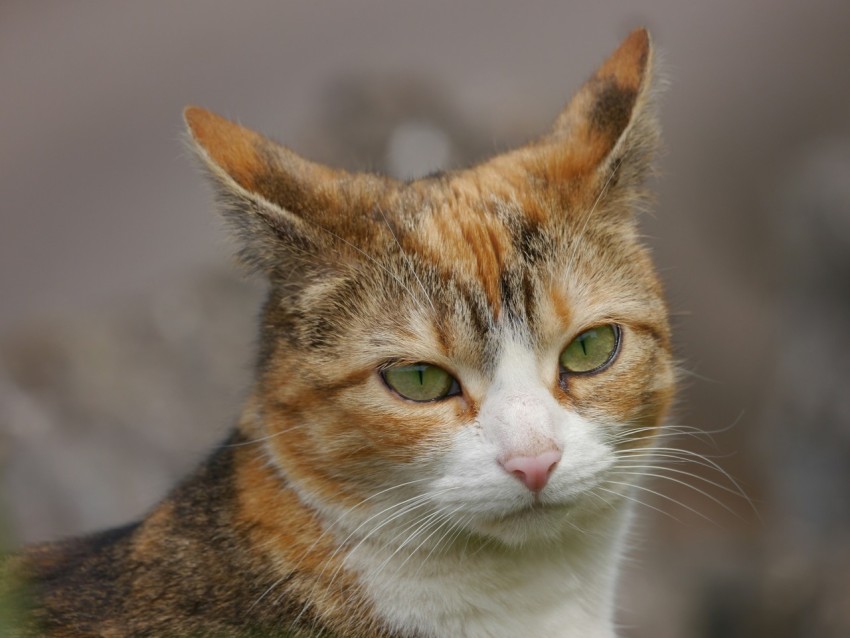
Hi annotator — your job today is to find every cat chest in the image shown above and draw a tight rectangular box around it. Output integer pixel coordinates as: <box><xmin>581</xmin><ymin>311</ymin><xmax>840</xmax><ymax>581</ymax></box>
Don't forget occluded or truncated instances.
<box><xmin>345</xmin><ymin>544</ymin><xmax>618</xmax><ymax>638</ymax></box>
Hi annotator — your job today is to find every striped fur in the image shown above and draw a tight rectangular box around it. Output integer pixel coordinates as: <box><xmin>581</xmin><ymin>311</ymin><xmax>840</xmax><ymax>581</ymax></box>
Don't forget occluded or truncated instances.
<box><xmin>7</xmin><ymin>29</ymin><xmax>674</xmax><ymax>637</ymax></box>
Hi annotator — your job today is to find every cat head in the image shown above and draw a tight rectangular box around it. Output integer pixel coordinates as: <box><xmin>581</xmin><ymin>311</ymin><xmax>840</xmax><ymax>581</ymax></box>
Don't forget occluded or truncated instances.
<box><xmin>186</xmin><ymin>29</ymin><xmax>674</xmax><ymax>546</ymax></box>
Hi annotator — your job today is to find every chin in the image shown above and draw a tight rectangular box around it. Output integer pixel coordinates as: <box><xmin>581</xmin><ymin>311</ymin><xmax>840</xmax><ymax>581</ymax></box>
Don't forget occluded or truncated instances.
<box><xmin>462</xmin><ymin>501</ymin><xmax>584</xmax><ymax>547</ymax></box>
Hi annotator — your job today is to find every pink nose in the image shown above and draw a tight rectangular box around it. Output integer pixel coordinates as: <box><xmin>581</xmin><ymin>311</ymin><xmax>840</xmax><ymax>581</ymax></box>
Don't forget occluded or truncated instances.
<box><xmin>501</xmin><ymin>450</ymin><xmax>562</xmax><ymax>493</ymax></box>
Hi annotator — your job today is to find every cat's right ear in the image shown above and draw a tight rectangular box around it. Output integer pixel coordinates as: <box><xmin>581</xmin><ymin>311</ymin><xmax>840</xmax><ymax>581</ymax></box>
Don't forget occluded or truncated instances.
<box><xmin>184</xmin><ymin>106</ymin><xmax>341</xmax><ymax>278</ymax></box>
<box><xmin>534</xmin><ymin>29</ymin><xmax>660</xmax><ymax>203</ymax></box>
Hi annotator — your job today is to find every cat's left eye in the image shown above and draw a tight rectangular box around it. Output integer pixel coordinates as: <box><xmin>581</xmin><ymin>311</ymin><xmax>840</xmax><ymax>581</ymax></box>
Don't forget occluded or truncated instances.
<box><xmin>381</xmin><ymin>363</ymin><xmax>460</xmax><ymax>402</ymax></box>
<box><xmin>559</xmin><ymin>324</ymin><xmax>621</xmax><ymax>374</ymax></box>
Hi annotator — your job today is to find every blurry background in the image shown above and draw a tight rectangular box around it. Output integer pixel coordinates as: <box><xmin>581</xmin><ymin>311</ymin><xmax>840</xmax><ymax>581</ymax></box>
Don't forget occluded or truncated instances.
<box><xmin>2</xmin><ymin>1</ymin><xmax>850</xmax><ymax>636</ymax></box>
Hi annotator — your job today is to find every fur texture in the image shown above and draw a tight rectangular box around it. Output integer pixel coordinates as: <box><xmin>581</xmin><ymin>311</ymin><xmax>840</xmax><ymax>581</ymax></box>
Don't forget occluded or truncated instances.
<box><xmin>6</xmin><ymin>29</ymin><xmax>674</xmax><ymax>637</ymax></box>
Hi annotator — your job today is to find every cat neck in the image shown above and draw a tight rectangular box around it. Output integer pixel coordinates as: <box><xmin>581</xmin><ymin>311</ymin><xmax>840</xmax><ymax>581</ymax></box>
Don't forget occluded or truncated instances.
<box><xmin>338</xmin><ymin>501</ymin><xmax>629</xmax><ymax>638</ymax></box>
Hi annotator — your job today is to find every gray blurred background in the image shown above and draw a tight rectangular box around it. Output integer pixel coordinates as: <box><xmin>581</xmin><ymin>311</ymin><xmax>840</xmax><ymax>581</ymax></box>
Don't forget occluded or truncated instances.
<box><xmin>2</xmin><ymin>1</ymin><xmax>850</xmax><ymax>636</ymax></box>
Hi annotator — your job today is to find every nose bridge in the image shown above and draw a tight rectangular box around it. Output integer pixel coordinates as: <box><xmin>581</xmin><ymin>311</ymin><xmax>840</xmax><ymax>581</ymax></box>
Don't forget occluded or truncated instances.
<box><xmin>501</xmin><ymin>390</ymin><xmax>552</xmax><ymax>433</ymax></box>
<box><xmin>498</xmin><ymin>391</ymin><xmax>559</xmax><ymax>456</ymax></box>
<box><xmin>479</xmin><ymin>342</ymin><xmax>562</xmax><ymax>458</ymax></box>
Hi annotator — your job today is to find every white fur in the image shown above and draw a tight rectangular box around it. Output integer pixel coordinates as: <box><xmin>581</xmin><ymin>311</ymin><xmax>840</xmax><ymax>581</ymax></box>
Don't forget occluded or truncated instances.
<box><xmin>336</xmin><ymin>336</ymin><xmax>632</xmax><ymax>637</ymax></box>
<box><xmin>346</xmin><ymin>513</ymin><xmax>626</xmax><ymax>638</ymax></box>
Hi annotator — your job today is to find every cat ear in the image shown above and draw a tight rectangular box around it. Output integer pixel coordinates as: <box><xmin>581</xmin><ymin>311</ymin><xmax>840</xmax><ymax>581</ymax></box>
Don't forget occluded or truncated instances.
<box><xmin>184</xmin><ymin>107</ymin><xmax>343</xmax><ymax>277</ymax></box>
<box><xmin>542</xmin><ymin>28</ymin><xmax>658</xmax><ymax>191</ymax></box>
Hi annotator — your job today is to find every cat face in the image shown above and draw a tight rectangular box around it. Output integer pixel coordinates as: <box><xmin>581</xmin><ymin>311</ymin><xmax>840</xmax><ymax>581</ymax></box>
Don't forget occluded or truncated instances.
<box><xmin>187</xmin><ymin>29</ymin><xmax>674</xmax><ymax>547</ymax></box>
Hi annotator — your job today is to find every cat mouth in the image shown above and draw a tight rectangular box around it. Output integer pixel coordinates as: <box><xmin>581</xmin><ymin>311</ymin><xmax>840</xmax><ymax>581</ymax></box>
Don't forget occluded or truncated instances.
<box><xmin>461</xmin><ymin>499</ymin><xmax>579</xmax><ymax>544</ymax></box>
<box><xmin>491</xmin><ymin>498</ymin><xmax>571</xmax><ymax>522</ymax></box>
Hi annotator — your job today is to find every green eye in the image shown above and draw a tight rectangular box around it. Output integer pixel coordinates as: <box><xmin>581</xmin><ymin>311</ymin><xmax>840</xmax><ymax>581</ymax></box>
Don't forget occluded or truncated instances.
<box><xmin>559</xmin><ymin>324</ymin><xmax>620</xmax><ymax>374</ymax></box>
<box><xmin>382</xmin><ymin>363</ymin><xmax>459</xmax><ymax>402</ymax></box>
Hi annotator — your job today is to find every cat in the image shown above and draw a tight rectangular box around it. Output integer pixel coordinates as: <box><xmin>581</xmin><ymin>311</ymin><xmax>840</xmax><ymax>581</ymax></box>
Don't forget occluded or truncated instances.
<box><xmin>3</xmin><ymin>28</ymin><xmax>674</xmax><ymax>637</ymax></box>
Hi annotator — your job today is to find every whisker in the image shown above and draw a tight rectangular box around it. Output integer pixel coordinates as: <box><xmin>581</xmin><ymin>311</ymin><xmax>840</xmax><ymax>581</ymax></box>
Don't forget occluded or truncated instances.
<box><xmin>223</xmin><ymin>425</ymin><xmax>302</xmax><ymax>447</ymax></box>
<box><xmin>319</xmin><ymin>487</ymin><xmax>462</xmax><ymax>598</ymax></box>
<box><xmin>613</xmin><ymin>423</ymin><xmax>713</xmax><ymax>443</ymax></box>
<box><xmin>279</xmin><ymin>477</ymin><xmax>436</xmax><ymax>574</ymax></box>
<box><xmin>285</xmin><ymin>494</ymin><xmax>441</xmax><ymax>629</ymax></box>
<box><xmin>614</xmin><ymin>446</ymin><xmax>749</xmax><ymax>501</ymax></box>
<box><xmin>374</xmin><ymin>507</ymin><xmax>452</xmax><ymax>577</ymax></box>
<box><xmin>395</xmin><ymin>505</ymin><xmax>466</xmax><ymax>576</ymax></box>
<box><xmin>612</xmin><ymin>463</ymin><xmax>751</xmax><ymax>502</ymax></box>
<box><xmin>608</xmin><ymin>470</ymin><xmax>741</xmax><ymax>519</ymax></box>
<box><xmin>594</xmin><ymin>486</ymin><xmax>682</xmax><ymax>524</ymax></box>
<box><xmin>431</xmin><ymin>512</ymin><xmax>471</xmax><ymax>561</ymax></box>
<box><xmin>331</xmin><ymin>487</ymin><xmax>458</xmax><ymax>564</ymax></box>
<box><xmin>256</xmin><ymin>477</ymin><xmax>434</xmax><ymax>614</ymax></box>
<box><xmin>605</xmin><ymin>480</ymin><xmax>719</xmax><ymax>526</ymax></box>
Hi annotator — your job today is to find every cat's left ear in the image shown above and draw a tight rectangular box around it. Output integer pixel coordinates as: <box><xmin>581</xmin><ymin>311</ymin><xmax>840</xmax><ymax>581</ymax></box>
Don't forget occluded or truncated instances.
<box><xmin>541</xmin><ymin>28</ymin><xmax>659</xmax><ymax>192</ymax></box>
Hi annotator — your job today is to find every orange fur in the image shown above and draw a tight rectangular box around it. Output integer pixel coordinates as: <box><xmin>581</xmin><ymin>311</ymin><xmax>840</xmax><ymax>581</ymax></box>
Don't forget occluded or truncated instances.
<box><xmin>184</xmin><ymin>107</ymin><xmax>267</xmax><ymax>192</ymax></box>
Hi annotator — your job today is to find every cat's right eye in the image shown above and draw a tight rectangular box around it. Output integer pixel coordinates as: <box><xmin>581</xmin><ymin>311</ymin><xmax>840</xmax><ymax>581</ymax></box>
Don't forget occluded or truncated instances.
<box><xmin>381</xmin><ymin>363</ymin><xmax>460</xmax><ymax>402</ymax></box>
